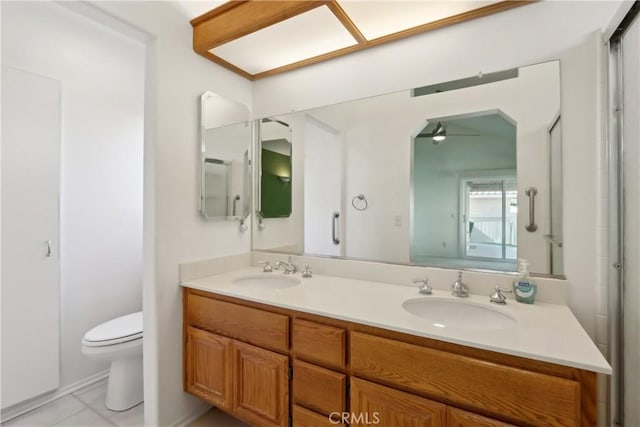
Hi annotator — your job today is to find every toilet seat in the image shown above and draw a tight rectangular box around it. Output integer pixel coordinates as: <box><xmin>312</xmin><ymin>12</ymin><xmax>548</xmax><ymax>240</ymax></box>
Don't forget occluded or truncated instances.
<box><xmin>83</xmin><ymin>312</ymin><xmax>142</xmax><ymax>347</ymax></box>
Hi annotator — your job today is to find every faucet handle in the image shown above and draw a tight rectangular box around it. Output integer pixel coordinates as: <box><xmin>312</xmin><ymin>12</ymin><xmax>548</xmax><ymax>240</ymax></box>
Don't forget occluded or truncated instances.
<box><xmin>413</xmin><ymin>277</ymin><xmax>432</xmax><ymax>295</ymax></box>
<box><xmin>490</xmin><ymin>285</ymin><xmax>512</xmax><ymax>304</ymax></box>
<box><xmin>302</xmin><ymin>266</ymin><xmax>312</xmax><ymax>278</ymax></box>
<box><xmin>257</xmin><ymin>260</ymin><xmax>273</xmax><ymax>273</ymax></box>
<box><xmin>451</xmin><ymin>271</ymin><xmax>469</xmax><ymax>297</ymax></box>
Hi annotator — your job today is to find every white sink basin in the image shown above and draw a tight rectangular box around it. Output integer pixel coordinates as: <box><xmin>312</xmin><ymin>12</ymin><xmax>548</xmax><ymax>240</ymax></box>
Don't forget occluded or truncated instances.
<box><xmin>232</xmin><ymin>274</ymin><xmax>301</xmax><ymax>290</ymax></box>
<box><xmin>402</xmin><ymin>297</ymin><xmax>516</xmax><ymax>330</ymax></box>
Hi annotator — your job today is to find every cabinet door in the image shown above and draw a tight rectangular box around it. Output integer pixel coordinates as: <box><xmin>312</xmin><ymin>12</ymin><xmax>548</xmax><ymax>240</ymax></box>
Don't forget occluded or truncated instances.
<box><xmin>185</xmin><ymin>327</ymin><xmax>232</xmax><ymax>410</ymax></box>
<box><xmin>233</xmin><ymin>341</ymin><xmax>289</xmax><ymax>427</ymax></box>
<box><xmin>350</xmin><ymin>378</ymin><xmax>446</xmax><ymax>427</ymax></box>
<box><xmin>447</xmin><ymin>407</ymin><xmax>516</xmax><ymax>427</ymax></box>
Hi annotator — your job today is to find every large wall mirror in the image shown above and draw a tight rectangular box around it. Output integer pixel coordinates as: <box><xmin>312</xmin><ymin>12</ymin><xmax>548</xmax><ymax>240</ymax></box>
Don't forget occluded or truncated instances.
<box><xmin>200</xmin><ymin>91</ymin><xmax>252</xmax><ymax>222</ymax></box>
<box><xmin>252</xmin><ymin>60</ymin><xmax>563</xmax><ymax>276</ymax></box>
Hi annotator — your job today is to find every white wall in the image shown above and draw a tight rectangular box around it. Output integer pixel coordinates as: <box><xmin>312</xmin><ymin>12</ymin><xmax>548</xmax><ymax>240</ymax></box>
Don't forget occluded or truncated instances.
<box><xmin>1</xmin><ymin>1</ymin><xmax>144</xmax><ymax>389</ymax></box>
<box><xmin>89</xmin><ymin>2</ymin><xmax>253</xmax><ymax>425</ymax></box>
<box><xmin>251</xmin><ymin>1</ymin><xmax>621</xmax><ymax>341</ymax></box>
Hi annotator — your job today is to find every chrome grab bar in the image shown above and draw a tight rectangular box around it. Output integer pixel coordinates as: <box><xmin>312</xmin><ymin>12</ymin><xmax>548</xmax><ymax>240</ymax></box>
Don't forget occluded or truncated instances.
<box><xmin>332</xmin><ymin>212</ymin><xmax>340</xmax><ymax>245</ymax></box>
<box><xmin>525</xmin><ymin>187</ymin><xmax>538</xmax><ymax>232</ymax></box>
<box><xmin>232</xmin><ymin>194</ymin><xmax>240</xmax><ymax>217</ymax></box>
<box><xmin>543</xmin><ymin>234</ymin><xmax>563</xmax><ymax>248</ymax></box>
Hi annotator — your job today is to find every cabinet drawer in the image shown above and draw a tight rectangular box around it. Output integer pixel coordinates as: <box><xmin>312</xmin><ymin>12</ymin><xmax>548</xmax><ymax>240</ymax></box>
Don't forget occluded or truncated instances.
<box><xmin>351</xmin><ymin>332</ymin><xmax>580</xmax><ymax>426</ymax></box>
<box><xmin>186</xmin><ymin>293</ymin><xmax>289</xmax><ymax>352</ymax></box>
<box><xmin>292</xmin><ymin>319</ymin><xmax>345</xmax><ymax>368</ymax></box>
<box><xmin>350</xmin><ymin>378</ymin><xmax>446</xmax><ymax>427</ymax></box>
<box><xmin>293</xmin><ymin>405</ymin><xmax>344</xmax><ymax>427</ymax></box>
<box><xmin>292</xmin><ymin>360</ymin><xmax>346</xmax><ymax>415</ymax></box>
<box><xmin>448</xmin><ymin>407</ymin><xmax>516</xmax><ymax>427</ymax></box>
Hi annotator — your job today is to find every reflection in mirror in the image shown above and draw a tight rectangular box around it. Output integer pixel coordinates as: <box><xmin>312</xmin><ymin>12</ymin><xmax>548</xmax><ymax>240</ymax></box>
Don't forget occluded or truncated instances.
<box><xmin>548</xmin><ymin>115</ymin><xmax>564</xmax><ymax>276</ymax></box>
<box><xmin>259</xmin><ymin>118</ymin><xmax>292</xmax><ymax>218</ymax></box>
<box><xmin>412</xmin><ymin>112</ymin><xmax>517</xmax><ymax>271</ymax></box>
<box><xmin>252</xmin><ymin>60</ymin><xmax>562</xmax><ymax>276</ymax></box>
<box><xmin>200</xmin><ymin>92</ymin><xmax>251</xmax><ymax>221</ymax></box>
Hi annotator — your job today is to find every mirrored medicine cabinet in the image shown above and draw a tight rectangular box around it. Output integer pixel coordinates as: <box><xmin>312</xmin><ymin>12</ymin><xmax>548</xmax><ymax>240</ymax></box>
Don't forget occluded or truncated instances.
<box><xmin>199</xmin><ymin>91</ymin><xmax>252</xmax><ymax>223</ymax></box>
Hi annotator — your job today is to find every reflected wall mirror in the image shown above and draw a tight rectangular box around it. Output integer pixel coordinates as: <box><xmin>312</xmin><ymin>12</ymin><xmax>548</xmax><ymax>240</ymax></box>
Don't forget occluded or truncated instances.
<box><xmin>251</xmin><ymin>60</ymin><xmax>563</xmax><ymax>276</ymax></box>
<box><xmin>259</xmin><ymin>118</ymin><xmax>292</xmax><ymax>219</ymax></box>
<box><xmin>200</xmin><ymin>91</ymin><xmax>252</xmax><ymax>222</ymax></box>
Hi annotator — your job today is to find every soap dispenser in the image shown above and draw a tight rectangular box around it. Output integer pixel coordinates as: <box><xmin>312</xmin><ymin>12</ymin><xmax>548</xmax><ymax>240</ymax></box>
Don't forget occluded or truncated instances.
<box><xmin>513</xmin><ymin>258</ymin><xmax>537</xmax><ymax>304</ymax></box>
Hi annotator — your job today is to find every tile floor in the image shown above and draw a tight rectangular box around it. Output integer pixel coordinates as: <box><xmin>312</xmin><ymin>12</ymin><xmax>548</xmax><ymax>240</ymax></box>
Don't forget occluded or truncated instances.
<box><xmin>188</xmin><ymin>409</ymin><xmax>248</xmax><ymax>427</ymax></box>
<box><xmin>2</xmin><ymin>381</ymin><xmax>144</xmax><ymax>427</ymax></box>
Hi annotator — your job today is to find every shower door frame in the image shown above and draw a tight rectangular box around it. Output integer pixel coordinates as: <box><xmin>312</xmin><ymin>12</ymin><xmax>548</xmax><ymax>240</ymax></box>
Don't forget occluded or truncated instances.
<box><xmin>607</xmin><ymin>3</ymin><xmax>640</xmax><ymax>425</ymax></box>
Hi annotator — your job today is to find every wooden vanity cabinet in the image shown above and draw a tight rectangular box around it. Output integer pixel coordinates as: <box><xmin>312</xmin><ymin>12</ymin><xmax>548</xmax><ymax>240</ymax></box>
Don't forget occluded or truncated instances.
<box><xmin>183</xmin><ymin>288</ymin><xmax>597</xmax><ymax>427</ymax></box>
<box><xmin>184</xmin><ymin>291</ymin><xmax>290</xmax><ymax>427</ymax></box>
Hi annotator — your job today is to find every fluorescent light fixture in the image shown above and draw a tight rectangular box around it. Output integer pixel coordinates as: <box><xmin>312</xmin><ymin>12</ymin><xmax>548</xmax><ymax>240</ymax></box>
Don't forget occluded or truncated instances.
<box><xmin>210</xmin><ymin>6</ymin><xmax>358</xmax><ymax>75</ymax></box>
<box><xmin>339</xmin><ymin>1</ymin><xmax>499</xmax><ymax>40</ymax></box>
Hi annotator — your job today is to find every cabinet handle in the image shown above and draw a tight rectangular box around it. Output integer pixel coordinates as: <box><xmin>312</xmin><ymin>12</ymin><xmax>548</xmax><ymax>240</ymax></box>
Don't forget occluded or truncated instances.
<box><xmin>46</xmin><ymin>240</ymin><xmax>52</xmax><ymax>257</ymax></box>
<box><xmin>332</xmin><ymin>212</ymin><xmax>340</xmax><ymax>245</ymax></box>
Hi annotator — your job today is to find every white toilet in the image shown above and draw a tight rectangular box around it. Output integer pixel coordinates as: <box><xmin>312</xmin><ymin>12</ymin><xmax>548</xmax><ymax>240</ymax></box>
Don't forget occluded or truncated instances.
<box><xmin>81</xmin><ymin>312</ymin><xmax>143</xmax><ymax>411</ymax></box>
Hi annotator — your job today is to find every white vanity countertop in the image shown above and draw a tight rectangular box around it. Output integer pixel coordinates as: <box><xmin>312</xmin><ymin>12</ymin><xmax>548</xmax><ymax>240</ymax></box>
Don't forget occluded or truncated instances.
<box><xmin>181</xmin><ymin>267</ymin><xmax>611</xmax><ymax>374</ymax></box>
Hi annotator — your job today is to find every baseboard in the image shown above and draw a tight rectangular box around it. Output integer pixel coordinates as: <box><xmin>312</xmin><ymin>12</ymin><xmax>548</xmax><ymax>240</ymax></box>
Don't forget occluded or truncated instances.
<box><xmin>170</xmin><ymin>402</ymin><xmax>212</xmax><ymax>427</ymax></box>
<box><xmin>0</xmin><ymin>370</ymin><xmax>109</xmax><ymax>423</ymax></box>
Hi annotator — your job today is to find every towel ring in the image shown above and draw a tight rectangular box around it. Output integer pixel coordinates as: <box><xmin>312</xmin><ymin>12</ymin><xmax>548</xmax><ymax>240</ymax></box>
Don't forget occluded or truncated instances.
<box><xmin>352</xmin><ymin>194</ymin><xmax>368</xmax><ymax>211</ymax></box>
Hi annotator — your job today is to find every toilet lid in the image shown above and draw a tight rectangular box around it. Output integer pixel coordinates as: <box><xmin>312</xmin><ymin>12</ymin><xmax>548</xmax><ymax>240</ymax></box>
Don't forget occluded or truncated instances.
<box><xmin>84</xmin><ymin>312</ymin><xmax>143</xmax><ymax>345</ymax></box>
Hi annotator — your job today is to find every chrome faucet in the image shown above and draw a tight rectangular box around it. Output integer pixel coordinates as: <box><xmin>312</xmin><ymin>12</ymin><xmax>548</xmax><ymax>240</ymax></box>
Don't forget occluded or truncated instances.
<box><xmin>274</xmin><ymin>256</ymin><xmax>297</xmax><ymax>274</ymax></box>
<box><xmin>451</xmin><ymin>271</ymin><xmax>469</xmax><ymax>298</ymax></box>
<box><xmin>490</xmin><ymin>286</ymin><xmax>512</xmax><ymax>304</ymax></box>
<box><xmin>257</xmin><ymin>260</ymin><xmax>273</xmax><ymax>273</ymax></box>
<box><xmin>413</xmin><ymin>277</ymin><xmax>432</xmax><ymax>295</ymax></box>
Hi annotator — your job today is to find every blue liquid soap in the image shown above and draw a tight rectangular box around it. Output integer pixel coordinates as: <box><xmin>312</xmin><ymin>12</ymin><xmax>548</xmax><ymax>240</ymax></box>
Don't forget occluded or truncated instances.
<box><xmin>513</xmin><ymin>259</ymin><xmax>537</xmax><ymax>304</ymax></box>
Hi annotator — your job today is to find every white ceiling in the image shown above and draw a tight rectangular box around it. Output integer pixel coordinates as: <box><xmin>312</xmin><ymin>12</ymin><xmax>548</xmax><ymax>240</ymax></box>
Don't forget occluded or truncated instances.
<box><xmin>169</xmin><ymin>1</ymin><xmax>225</xmax><ymax>20</ymax></box>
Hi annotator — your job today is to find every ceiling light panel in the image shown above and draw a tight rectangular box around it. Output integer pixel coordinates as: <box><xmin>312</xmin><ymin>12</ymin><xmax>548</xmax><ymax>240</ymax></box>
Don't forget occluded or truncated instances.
<box><xmin>337</xmin><ymin>1</ymin><xmax>500</xmax><ymax>40</ymax></box>
<box><xmin>210</xmin><ymin>6</ymin><xmax>358</xmax><ymax>75</ymax></box>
